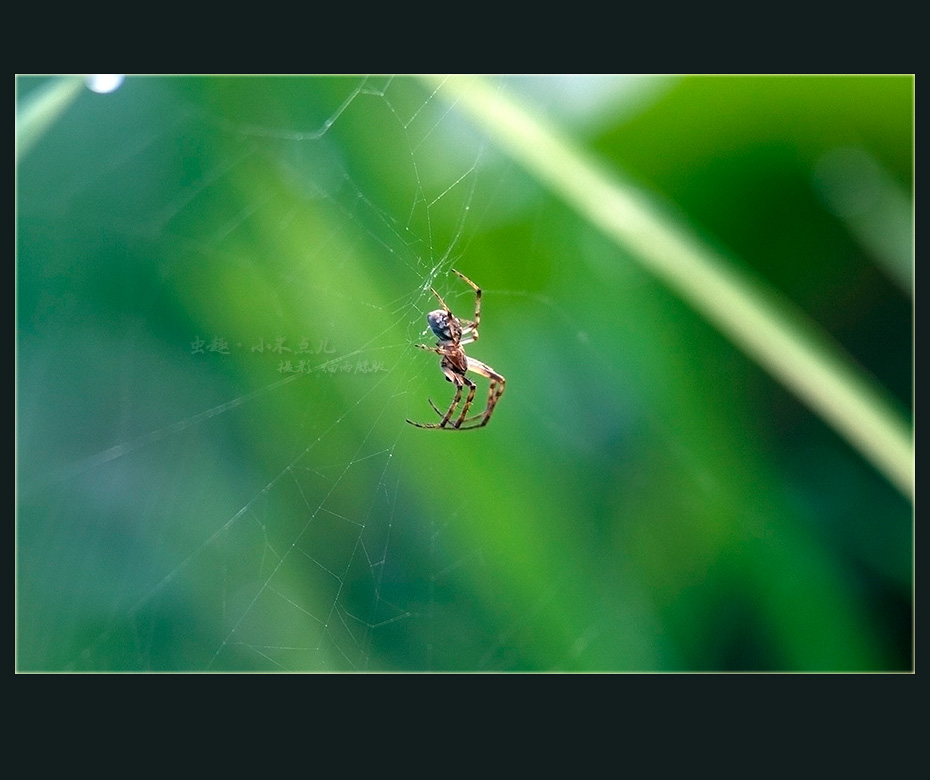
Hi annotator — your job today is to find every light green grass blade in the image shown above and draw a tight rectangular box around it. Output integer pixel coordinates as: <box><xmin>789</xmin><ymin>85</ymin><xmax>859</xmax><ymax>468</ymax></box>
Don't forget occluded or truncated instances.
<box><xmin>16</xmin><ymin>77</ymin><xmax>84</xmax><ymax>162</ymax></box>
<box><xmin>425</xmin><ymin>75</ymin><xmax>913</xmax><ymax>501</ymax></box>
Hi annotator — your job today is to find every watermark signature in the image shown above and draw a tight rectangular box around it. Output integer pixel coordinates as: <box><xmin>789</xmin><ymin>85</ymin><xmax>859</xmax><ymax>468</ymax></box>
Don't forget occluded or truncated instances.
<box><xmin>277</xmin><ymin>359</ymin><xmax>388</xmax><ymax>375</ymax></box>
<box><xmin>190</xmin><ymin>335</ymin><xmax>336</xmax><ymax>356</ymax></box>
<box><xmin>190</xmin><ymin>336</ymin><xmax>388</xmax><ymax>375</ymax></box>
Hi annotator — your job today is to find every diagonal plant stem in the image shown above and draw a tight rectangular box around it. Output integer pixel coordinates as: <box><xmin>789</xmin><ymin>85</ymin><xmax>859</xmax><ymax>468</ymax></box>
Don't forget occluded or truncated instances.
<box><xmin>423</xmin><ymin>75</ymin><xmax>913</xmax><ymax>501</ymax></box>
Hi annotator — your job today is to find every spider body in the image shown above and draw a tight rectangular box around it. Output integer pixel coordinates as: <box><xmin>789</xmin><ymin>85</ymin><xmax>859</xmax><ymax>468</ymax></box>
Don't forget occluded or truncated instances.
<box><xmin>406</xmin><ymin>270</ymin><xmax>505</xmax><ymax>430</ymax></box>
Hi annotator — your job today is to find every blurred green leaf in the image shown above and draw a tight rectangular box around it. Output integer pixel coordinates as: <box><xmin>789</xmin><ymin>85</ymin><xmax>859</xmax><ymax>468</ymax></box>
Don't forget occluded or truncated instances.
<box><xmin>425</xmin><ymin>75</ymin><xmax>913</xmax><ymax>502</ymax></box>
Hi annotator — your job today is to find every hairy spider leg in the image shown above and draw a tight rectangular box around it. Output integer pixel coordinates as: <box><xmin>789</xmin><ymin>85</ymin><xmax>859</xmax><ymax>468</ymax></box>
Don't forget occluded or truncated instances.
<box><xmin>435</xmin><ymin>378</ymin><xmax>464</xmax><ymax>428</ymax></box>
<box><xmin>411</xmin><ymin>378</ymin><xmax>479</xmax><ymax>430</ymax></box>
<box><xmin>428</xmin><ymin>287</ymin><xmax>451</xmax><ymax>317</ymax></box>
<box><xmin>425</xmin><ymin>357</ymin><xmax>504</xmax><ymax>429</ymax></box>
<box><xmin>451</xmin><ymin>374</ymin><xmax>477</xmax><ymax>427</ymax></box>
<box><xmin>452</xmin><ymin>269</ymin><xmax>482</xmax><ymax>336</ymax></box>
<box><xmin>456</xmin><ymin>358</ymin><xmax>505</xmax><ymax>429</ymax></box>
<box><xmin>406</xmin><ymin>347</ymin><xmax>478</xmax><ymax>429</ymax></box>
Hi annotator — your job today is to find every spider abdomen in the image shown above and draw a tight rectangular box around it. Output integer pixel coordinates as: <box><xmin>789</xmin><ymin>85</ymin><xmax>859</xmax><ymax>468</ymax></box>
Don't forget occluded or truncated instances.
<box><xmin>427</xmin><ymin>310</ymin><xmax>461</xmax><ymax>342</ymax></box>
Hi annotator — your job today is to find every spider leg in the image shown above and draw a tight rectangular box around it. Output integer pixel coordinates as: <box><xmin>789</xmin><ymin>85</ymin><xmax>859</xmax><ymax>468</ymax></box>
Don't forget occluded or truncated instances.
<box><xmin>425</xmin><ymin>357</ymin><xmax>505</xmax><ymax>428</ymax></box>
<box><xmin>454</xmin><ymin>357</ymin><xmax>505</xmax><ymax>429</ymax></box>
<box><xmin>427</xmin><ymin>389</ymin><xmax>478</xmax><ymax>422</ymax></box>
<box><xmin>451</xmin><ymin>375</ymin><xmax>477</xmax><ymax>428</ymax></box>
<box><xmin>441</xmin><ymin>381</ymin><xmax>464</xmax><ymax>427</ymax></box>
<box><xmin>406</xmin><ymin>417</ymin><xmax>442</xmax><ymax>429</ymax></box>
<box><xmin>452</xmin><ymin>269</ymin><xmax>481</xmax><ymax>335</ymax></box>
<box><xmin>453</xmin><ymin>384</ymin><xmax>500</xmax><ymax>426</ymax></box>
<box><xmin>427</xmin><ymin>376</ymin><xmax>474</xmax><ymax>423</ymax></box>
<box><xmin>455</xmin><ymin>383</ymin><xmax>504</xmax><ymax>428</ymax></box>
<box><xmin>406</xmin><ymin>372</ymin><xmax>465</xmax><ymax>429</ymax></box>
<box><xmin>429</xmin><ymin>287</ymin><xmax>452</xmax><ymax>315</ymax></box>
<box><xmin>457</xmin><ymin>322</ymin><xmax>478</xmax><ymax>346</ymax></box>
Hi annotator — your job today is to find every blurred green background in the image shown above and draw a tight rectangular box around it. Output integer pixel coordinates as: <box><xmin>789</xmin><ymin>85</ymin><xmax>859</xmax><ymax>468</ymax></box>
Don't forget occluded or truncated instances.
<box><xmin>16</xmin><ymin>75</ymin><xmax>912</xmax><ymax>671</ymax></box>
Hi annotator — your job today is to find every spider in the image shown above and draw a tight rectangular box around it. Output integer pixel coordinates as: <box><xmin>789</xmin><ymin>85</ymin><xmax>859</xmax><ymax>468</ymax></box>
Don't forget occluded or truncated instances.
<box><xmin>406</xmin><ymin>269</ymin><xmax>505</xmax><ymax>430</ymax></box>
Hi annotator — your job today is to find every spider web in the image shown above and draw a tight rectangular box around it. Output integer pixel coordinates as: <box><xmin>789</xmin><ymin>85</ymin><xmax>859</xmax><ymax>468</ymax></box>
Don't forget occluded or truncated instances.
<box><xmin>17</xmin><ymin>75</ymin><xmax>609</xmax><ymax>671</ymax></box>
<box><xmin>17</xmin><ymin>75</ymin><xmax>913</xmax><ymax>672</ymax></box>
